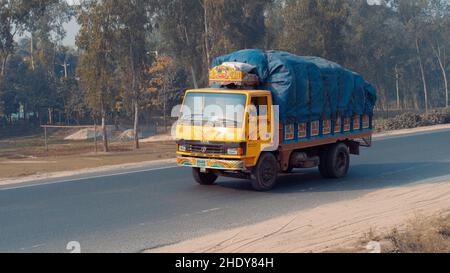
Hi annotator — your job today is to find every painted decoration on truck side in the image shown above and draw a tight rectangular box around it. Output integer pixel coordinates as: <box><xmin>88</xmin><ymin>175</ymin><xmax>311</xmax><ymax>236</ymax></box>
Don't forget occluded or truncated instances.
<box><xmin>285</xmin><ymin>124</ymin><xmax>295</xmax><ymax>140</ymax></box>
<box><xmin>298</xmin><ymin>123</ymin><xmax>307</xmax><ymax>138</ymax></box>
<box><xmin>282</xmin><ymin>116</ymin><xmax>373</xmax><ymax>144</ymax></box>
<box><xmin>335</xmin><ymin>117</ymin><xmax>342</xmax><ymax>133</ymax></box>
<box><xmin>353</xmin><ymin>115</ymin><xmax>361</xmax><ymax>130</ymax></box>
<box><xmin>363</xmin><ymin>115</ymin><xmax>370</xmax><ymax>129</ymax></box>
<box><xmin>177</xmin><ymin>157</ymin><xmax>245</xmax><ymax>170</ymax></box>
<box><xmin>323</xmin><ymin>120</ymin><xmax>331</xmax><ymax>135</ymax></box>
<box><xmin>311</xmin><ymin>121</ymin><xmax>320</xmax><ymax>137</ymax></box>
<box><xmin>344</xmin><ymin>117</ymin><xmax>351</xmax><ymax>132</ymax></box>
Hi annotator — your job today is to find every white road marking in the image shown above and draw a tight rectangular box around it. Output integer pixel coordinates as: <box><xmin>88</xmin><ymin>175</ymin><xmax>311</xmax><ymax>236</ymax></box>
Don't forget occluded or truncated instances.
<box><xmin>3</xmin><ymin>161</ymin><xmax>57</xmax><ymax>164</ymax></box>
<box><xmin>0</xmin><ymin>165</ymin><xmax>179</xmax><ymax>191</ymax></box>
<box><xmin>373</xmin><ymin>127</ymin><xmax>450</xmax><ymax>140</ymax></box>
<box><xmin>20</xmin><ymin>243</ymin><xmax>46</xmax><ymax>251</ymax></box>
<box><xmin>200</xmin><ymin>208</ymin><xmax>221</xmax><ymax>214</ymax></box>
<box><xmin>179</xmin><ymin>208</ymin><xmax>223</xmax><ymax>218</ymax></box>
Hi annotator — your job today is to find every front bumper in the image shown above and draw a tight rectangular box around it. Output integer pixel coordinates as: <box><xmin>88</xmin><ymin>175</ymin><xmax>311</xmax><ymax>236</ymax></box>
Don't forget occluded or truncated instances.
<box><xmin>177</xmin><ymin>157</ymin><xmax>246</xmax><ymax>171</ymax></box>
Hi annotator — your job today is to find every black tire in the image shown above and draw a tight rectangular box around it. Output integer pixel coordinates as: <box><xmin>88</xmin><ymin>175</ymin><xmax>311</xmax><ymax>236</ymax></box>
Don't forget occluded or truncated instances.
<box><xmin>319</xmin><ymin>146</ymin><xmax>331</xmax><ymax>178</ymax></box>
<box><xmin>251</xmin><ymin>153</ymin><xmax>279</xmax><ymax>191</ymax></box>
<box><xmin>319</xmin><ymin>143</ymin><xmax>350</xmax><ymax>179</ymax></box>
<box><xmin>192</xmin><ymin>168</ymin><xmax>218</xmax><ymax>185</ymax></box>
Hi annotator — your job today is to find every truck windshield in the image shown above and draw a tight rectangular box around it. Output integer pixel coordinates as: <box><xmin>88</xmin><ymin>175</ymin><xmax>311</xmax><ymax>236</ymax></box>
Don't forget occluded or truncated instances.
<box><xmin>180</xmin><ymin>92</ymin><xmax>246</xmax><ymax>128</ymax></box>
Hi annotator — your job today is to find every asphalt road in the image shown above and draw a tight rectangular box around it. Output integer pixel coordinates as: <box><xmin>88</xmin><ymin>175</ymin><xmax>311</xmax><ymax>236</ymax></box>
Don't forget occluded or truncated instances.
<box><xmin>1</xmin><ymin>128</ymin><xmax>450</xmax><ymax>253</ymax></box>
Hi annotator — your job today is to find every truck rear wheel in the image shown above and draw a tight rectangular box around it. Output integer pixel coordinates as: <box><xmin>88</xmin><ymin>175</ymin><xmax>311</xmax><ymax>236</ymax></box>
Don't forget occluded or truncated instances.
<box><xmin>319</xmin><ymin>143</ymin><xmax>350</xmax><ymax>179</ymax></box>
<box><xmin>251</xmin><ymin>153</ymin><xmax>279</xmax><ymax>191</ymax></box>
<box><xmin>192</xmin><ymin>168</ymin><xmax>218</xmax><ymax>185</ymax></box>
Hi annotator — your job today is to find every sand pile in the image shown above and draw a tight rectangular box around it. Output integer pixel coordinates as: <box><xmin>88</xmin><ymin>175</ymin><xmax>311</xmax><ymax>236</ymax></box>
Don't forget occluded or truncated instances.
<box><xmin>64</xmin><ymin>128</ymin><xmax>103</xmax><ymax>141</ymax></box>
<box><xmin>117</xmin><ymin>129</ymin><xmax>143</xmax><ymax>141</ymax></box>
<box><xmin>141</xmin><ymin>133</ymin><xmax>174</xmax><ymax>143</ymax></box>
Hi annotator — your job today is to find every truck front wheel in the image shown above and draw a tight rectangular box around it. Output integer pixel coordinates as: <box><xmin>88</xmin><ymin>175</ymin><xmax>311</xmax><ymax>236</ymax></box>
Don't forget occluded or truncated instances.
<box><xmin>192</xmin><ymin>168</ymin><xmax>218</xmax><ymax>185</ymax></box>
<box><xmin>319</xmin><ymin>143</ymin><xmax>350</xmax><ymax>179</ymax></box>
<box><xmin>251</xmin><ymin>153</ymin><xmax>279</xmax><ymax>191</ymax></box>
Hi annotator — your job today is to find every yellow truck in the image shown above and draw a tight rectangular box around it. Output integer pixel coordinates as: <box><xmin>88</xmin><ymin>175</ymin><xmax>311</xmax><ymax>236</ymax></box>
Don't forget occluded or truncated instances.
<box><xmin>175</xmin><ymin>50</ymin><xmax>376</xmax><ymax>191</ymax></box>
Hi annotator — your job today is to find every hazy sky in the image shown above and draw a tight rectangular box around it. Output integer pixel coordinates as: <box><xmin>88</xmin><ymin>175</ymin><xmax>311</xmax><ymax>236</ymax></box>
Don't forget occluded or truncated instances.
<box><xmin>367</xmin><ymin>0</ymin><xmax>382</xmax><ymax>5</ymax></box>
<box><xmin>62</xmin><ymin>18</ymin><xmax>79</xmax><ymax>46</ymax></box>
<box><xmin>62</xmin><ymin>0</ymin><xmax>80</xmax><ymax>46</ymax></box>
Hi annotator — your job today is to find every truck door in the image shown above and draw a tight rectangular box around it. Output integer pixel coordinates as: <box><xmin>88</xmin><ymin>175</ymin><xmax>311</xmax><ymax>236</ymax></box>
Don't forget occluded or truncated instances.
<box><xmin>247</xmin><ymin>95</ymin><xmax>273</xmax><ymax>161</ymax></box>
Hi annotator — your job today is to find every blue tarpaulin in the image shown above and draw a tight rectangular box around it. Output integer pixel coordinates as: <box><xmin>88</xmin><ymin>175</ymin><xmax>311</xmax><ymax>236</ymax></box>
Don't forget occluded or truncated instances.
<box><xmin>212</xmin><ymin>49</ymin><xmax>377</xmax><ymax>123</ymax></box>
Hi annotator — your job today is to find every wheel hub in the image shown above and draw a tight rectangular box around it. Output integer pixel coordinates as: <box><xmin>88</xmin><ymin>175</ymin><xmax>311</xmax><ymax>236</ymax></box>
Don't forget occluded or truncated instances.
<box><xmin>261</xmin><ymin>162</ymin><xmax>275</xmax><ymax>182</ymax></box>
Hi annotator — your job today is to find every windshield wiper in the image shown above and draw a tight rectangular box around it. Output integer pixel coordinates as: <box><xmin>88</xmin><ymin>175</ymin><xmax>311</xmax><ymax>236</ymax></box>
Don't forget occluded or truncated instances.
<box><xmin>213</xmin><ymin>118</ymin><xmax>239</xmax><ymax>127</ymax></box>
<box><xmin>180</xmin><ymin>115</ymin><xmax>239</xmax><ymax>127</ymax></box>
<box><xmin>181</xmin><ymin>114</ymin><xmax>204</xmax><ymax>121</ymax></box>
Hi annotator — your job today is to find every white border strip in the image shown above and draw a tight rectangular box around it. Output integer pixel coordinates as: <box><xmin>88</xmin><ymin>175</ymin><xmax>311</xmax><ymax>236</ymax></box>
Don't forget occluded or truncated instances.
<box><xmin>0</xmin><ymin>165</ymin><xmax>178</xmax><ymax>191</ymax></box>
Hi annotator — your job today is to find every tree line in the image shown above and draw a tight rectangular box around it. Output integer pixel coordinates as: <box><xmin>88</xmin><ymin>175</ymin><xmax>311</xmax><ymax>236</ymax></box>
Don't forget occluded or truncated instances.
<box><xmin>0</xmin><ymin>0</ymin><xmax>449</xmax><ymax>150</ymax></box>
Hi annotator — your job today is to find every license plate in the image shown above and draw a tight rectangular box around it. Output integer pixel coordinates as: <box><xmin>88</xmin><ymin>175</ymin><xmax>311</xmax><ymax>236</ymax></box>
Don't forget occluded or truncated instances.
<box><xmin>197</xmin><ymin>159</ymin><xmax>206</xmax><ymax>167</ymax></box>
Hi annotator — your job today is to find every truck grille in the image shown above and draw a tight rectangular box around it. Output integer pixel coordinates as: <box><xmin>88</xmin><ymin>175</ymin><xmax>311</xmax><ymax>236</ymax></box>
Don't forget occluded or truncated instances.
<box><xmin>187</xmin><ymin>144</ymin><xmax>225</xmax><ymax>155</ymax></box>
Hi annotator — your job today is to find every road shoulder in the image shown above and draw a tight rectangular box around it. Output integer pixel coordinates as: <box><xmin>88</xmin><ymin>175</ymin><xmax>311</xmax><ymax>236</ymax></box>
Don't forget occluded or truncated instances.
<box><xmin>146</xmin><ymin>176</ymin><xmax>450</xmax><ymax>253</ymax></box>
<box><xmin>373</xmin><ymin>124</ymin><xmax>450</xmax><ymax>138</ymax></box>
<box><xmin>0</xmin><ymin>158</ymin><xmax>177</xmax><ymax>188</ymax></box>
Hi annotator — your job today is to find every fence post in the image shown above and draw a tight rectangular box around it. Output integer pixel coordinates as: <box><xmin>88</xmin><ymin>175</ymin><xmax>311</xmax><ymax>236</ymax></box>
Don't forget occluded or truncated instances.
<box><xmin>44</xmin><ymin>126</ymin><xmax>48</xmax><ymax>152</ymax></box>
<box><xmin>94</xmin><ymin>123</ymin><xmax>98</xmax><ymax>154</ymax></box>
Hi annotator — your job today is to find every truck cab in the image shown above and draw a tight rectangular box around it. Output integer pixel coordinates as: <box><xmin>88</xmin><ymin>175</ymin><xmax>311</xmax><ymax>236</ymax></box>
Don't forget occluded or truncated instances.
<box><xmin>176</xmin><ymin>88</ymin><xmax>276</xmax><ymax>168</ymax></box>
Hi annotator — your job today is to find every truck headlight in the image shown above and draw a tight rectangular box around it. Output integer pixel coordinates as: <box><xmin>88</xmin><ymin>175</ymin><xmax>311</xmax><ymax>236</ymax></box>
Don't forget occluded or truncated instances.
<box><xmin>227</xmin><ymin>148</ymin><xmax>242</xmax><ymax>156</ymax></box>
<box><xmin>178</xmin><ymin>145</ymin><xmax>187</xmax><ymax>152</ymax></box>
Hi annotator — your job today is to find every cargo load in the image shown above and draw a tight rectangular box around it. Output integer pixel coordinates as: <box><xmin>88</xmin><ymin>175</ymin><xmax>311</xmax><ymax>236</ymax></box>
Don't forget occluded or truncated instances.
<box><xmin>212</xmin><ymin>49</ymin><xmax>377</xmax><ymax>123</ymax></box>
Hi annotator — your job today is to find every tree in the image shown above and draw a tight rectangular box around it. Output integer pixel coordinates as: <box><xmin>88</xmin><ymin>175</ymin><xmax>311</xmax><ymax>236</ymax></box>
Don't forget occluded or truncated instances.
<box><xmin>0</xmin><ymin>0</ymin><xmax>71</xmax><ymax>128</ymax></box>
<box><xmin>77</xmin><ymin>0</ymin><xmax>119</xmax><ymax>152</ymax></box>
<box><xmin>347</xmin><ymin>1</ymin><xmax>410</xmax><ymax>110</ymax></box>
<box><xmin>114</xmin><ymin>0</ymin><xmax>154</xmax><ymax>149</ymax></box>
<box><xmin>23</xmin><ymin>0</ymin><xmax>71</xmax><ymax>73</ymax></box>
<box><xmin>157</xmin><ymin>0</ymin><xmax>205</xmax><ymax>88</ymax></box>
<box><xmin>277</xmin><ymin>0</ymin><xmax>351</xmax><ymax>63</ymax></box>
<box><xmin>426</xmin><ymin>0</ymin><xmax>449</xmax><ymax>107</ymax></box>
<box><xmin>0</xmin><ymin>0</ymin><xmax>63</xmax><ymax>76</ymax></box>
<box><xmin>393</xmin><ymin>0</ymin><xmax>432</xmax><ymax>112</ymax></box>
<box><xmin>203</xmin><ymin>0</ymin><xmax>271</xmax><ymax>60</ymax></box>
<box><xmin>158</xmin><ymin>0</ymin><xmax>271</xmax><ymax>88</ymax></box>
<box><xmin>58</xmin><ymin>77</ymin><xmax>86</xmax><ymax>125</ymax></box>
<box><xmin>147</xmin><ymin>55</ymin><xmax>183</xmax><ymax>130</ymax></box>
<box><xmin>3</xmin><ymin>0</ymin><xmax>450</xmax><ymax>132</ymax></box>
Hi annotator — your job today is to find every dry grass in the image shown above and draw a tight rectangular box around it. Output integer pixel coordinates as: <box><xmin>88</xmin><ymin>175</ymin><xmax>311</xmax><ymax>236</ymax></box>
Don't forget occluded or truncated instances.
<box><xmin>374</xmin><ymin>108</ymin><xmax>450</xmax><ymax>132</ymax></box>
<box><xmin>0</xmin><ymin>133</ymin><xmax>175</xmax><ymax>179</ymax></box>
<box><xmin>353</xmin><ymin>212</ymin><xmax>450</xmax><ymax>253</ymax></box>
<box><xmin>385</xmin><ymin>212</ymin><xmax>450</xmax><ymax>253</ymax></box>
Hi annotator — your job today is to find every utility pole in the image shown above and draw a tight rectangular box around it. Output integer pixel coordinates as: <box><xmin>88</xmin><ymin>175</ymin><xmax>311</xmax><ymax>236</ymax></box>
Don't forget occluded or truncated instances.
<box><xmin>203</xmin><ymin>0</ymin><xmax>211</xmax><ymax>68</ymax></box>
<box><xmin>60</xmin><ymin>60</ymin><xmax>70</xmax><ymax>79</ymax></box>
<box><xmin>30</xmin><ymin>35</ymin><xmax>35</xmax><ymax>71</ymax></box>
<box><xmin>416</xmin><ymin>38</ymin><xmax>429</xmax><ymax>113</ymax></box>
<box><xmin>395</xmin><ymin>64</ymin><xmax>401</xmax><ymax>110</ymax></box>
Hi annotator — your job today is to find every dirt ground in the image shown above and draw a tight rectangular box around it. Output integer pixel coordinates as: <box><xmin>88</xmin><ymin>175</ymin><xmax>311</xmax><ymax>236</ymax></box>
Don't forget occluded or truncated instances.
<box><xmin>147</xmin><ymin>178</ymin><xmax>450</xmax><ymax>253</ymax></box>
<box><xmin>0</xmin><ymin>134</ymin><xmax>175</xmax><ymax>179</ymax></box>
